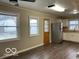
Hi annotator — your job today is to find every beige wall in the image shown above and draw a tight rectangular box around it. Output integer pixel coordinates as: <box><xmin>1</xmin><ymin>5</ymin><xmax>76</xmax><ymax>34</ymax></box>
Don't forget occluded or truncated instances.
<box><xmin>0</xmin><ymin>3</ymin><xmax>57</xmax><ymax>57</ymax></box>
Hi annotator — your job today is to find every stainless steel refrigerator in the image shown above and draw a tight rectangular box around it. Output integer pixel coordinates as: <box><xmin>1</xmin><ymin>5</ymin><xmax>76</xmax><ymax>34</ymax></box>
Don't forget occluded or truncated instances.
<box><xmin>51</xmin><ymin>22</ymin><xmax>63</xmax><ymax>43</ymax></box>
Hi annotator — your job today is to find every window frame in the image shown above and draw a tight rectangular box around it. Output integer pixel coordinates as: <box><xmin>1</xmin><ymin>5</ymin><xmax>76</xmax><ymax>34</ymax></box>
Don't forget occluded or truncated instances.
<box><xmin>0</xmin><ymin>12</ymin><xmax>20</xmax><ymax>42</ymax></box>
<box><xmin>28</xmin><ymin>16</ymin><xmax>40</xmax><ymax>37</ymax></box>
<box><xmin>69</xmin><ymin>19</ymin><xmax>79</xmax><ymax>31</ymax></box>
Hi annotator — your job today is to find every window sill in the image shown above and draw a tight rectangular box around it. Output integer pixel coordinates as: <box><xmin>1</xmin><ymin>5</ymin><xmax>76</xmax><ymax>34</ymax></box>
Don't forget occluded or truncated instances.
<box><xmin>0</xmin><ymin>38</ymin><xmax>19</xmax><ymax>43</ymax></box>
<box><xmin>29</xmin><ymin>34</ymin><xmax>40</xmax><ymax>37</ymax></box>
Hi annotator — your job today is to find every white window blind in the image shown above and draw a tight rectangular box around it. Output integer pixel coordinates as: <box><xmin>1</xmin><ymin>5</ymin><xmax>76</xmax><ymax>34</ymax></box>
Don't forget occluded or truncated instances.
<box><xmin>69</xmin><ymin>20</ymin><xmax>79</xmax><ymax>30</ymax></box>
<box><xmin>29</xmin><ymin>16</ymin><xmax>39</xmax><ymax>36</ymax></box>
<box><xmin>0</xmin><ymin>14</ymin><xmax>18</xmax><ymax>41</ymax></box>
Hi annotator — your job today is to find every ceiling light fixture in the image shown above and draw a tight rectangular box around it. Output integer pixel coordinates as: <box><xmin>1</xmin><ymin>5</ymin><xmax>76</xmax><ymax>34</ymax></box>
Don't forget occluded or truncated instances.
<box><xmin>48</xmin><ymin>4</ymin><xmax>65</xmax><ymax>12</ymax></box>
<box><xmin>73</xmin><ymin>11</ymin><xmax>78</xmax><ymax>14</ymax></box>
<box><xmin>70</xmin><ymin>10</ymin><xmax>79</xmax><ymax>14</ymax></box>
<box><xmin>73</xmin><ymin>10</ymin><xmax>77</xmax><ymax>12</ymax></box>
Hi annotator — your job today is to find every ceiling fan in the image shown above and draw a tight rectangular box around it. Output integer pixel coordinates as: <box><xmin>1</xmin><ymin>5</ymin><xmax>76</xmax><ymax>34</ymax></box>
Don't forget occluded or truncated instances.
<box><xmin>9</xmin><ymin>0</ymin><xmax>36</xmax><ymax>6</ymax></box>
<box><xmin>48</xmin><ymin>0</ymin><xmax>55</xmax><ymax>7</ymax></box>
<box><xmin>48</xmin><ymin>0</ymin><xmax>65</xmax><ymax>12</ymax></box>
<box><xmin>9</xmin><ymin>0</ymin><xmax>36</xmax><ymax>2</ymax></box>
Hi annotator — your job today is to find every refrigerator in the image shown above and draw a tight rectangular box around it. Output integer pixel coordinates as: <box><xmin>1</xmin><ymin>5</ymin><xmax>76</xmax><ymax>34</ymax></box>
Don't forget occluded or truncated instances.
<box><xmin>51</xmin><ymin>22</ymin><xmax>63</xmax><ymax>43</ymax></box>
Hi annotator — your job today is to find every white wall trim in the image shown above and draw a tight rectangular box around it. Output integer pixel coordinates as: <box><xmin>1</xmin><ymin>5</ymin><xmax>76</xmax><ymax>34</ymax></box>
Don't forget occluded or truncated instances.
<box><xmin>0</xmin><ymin>43</ymin><xmax>44</xmax><ymax>59</ymax></box>
<box><xmin>50</xmin><ymin>40</ymin><xmax>52</xmax><ymax>43</ymax></box>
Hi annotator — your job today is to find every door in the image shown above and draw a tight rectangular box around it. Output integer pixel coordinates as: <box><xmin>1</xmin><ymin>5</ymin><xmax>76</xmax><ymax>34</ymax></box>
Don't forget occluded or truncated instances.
<box><xmin>44</xmin><ymin>19</ymin><xmax>50</xmax><ymax>45</ymax></box>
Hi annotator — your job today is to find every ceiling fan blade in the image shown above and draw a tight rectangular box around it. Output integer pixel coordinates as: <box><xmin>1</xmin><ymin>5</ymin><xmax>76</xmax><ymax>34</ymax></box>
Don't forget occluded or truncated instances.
<box><xmin>9</xmin><ymin>0</ymin><xmax>18</xmax><ymax>2</ymax></box>
<box><xmin>9</xmin><ymin>0</ymin><xmax>36</xmax><ymax>2</ymax></box>
<box><xmin>48</xmin><ymin>4</ymin><xmax>55</xmax><ymax>7</ymax></box>
<box><xmin>21</xmin><ymin>0</ymin><xmax>36</xmax><ymax>2</ymax></box>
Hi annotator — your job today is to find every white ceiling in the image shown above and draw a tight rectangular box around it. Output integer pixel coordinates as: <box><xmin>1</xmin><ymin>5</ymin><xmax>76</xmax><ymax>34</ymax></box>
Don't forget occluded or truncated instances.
<box><xmin>0</xmin><ymin>0</ymin><xmax>79</xmax><ymax>16</ymax></box>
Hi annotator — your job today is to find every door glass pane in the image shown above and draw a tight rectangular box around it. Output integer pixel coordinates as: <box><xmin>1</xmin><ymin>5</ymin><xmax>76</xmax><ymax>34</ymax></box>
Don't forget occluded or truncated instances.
<box><xmin>44</xmin><ymin>20</ymin><xmax>49</xmax><ymax>32</ymax></box>
<box><xmin>45</xmin><ymin>21</ymin><xmax>48</xmax><ymax>25</ymax></box>
<box><xmin>45</xmin><ymin>24</ymin><xmax>49</xmax><ymax>28</ymax></box>
<box><xmin>45</xmin><ymin>28</ymin><xmax>49</xmax><ymax>32</ymax></box>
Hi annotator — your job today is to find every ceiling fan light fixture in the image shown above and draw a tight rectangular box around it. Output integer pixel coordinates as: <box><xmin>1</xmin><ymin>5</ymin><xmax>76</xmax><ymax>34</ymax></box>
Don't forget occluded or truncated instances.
<box><xmin>70</xmin><ymin>10</ymin><xmax>79</xmax><ymax>14</ymax></box>
<box><xmin>73</xmin><ymin>12</ymin><xmax>78</xmax><ymax>14</ymax></box>
<box><xmin>73</xmin><ymin>10</ymin><xmax>77</xmax><ymax>11</ymax></box>
<box><xmin>48</xmin><ymin>4</ymin><xmax>65</xmax><ymax>12</ymax></box>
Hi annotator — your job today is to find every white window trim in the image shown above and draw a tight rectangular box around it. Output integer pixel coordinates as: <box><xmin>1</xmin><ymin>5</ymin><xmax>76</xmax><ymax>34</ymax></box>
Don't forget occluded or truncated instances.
<box><xmin>28</xmin><ymin>16</ymin><xmax>40</xmax><ymax>37</ymax></box>
<box><xmin>0</xmin><ymin>12</ymin><xmax>20</xmax><ymax>42</ymax></box>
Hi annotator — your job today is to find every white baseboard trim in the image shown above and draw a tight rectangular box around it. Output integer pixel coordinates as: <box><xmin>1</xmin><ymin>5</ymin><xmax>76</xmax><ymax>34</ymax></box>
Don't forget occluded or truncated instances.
<box><xmin>63</xmin><ymin>40</ymin><xmax>79</xmax><ymax>43</ymax></box>
<box><xmin>50</xmin><ymin>40</ymin><xmax>52</xmax><ymax>43</ymax></box>
<box><xmin>0</xmin><ymin>43</ymin><xmax>44</xmax><ymax>59</ymax></box>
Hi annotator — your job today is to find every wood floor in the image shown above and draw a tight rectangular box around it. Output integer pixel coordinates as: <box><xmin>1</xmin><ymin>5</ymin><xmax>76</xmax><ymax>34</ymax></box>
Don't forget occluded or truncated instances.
<box><xmin>5</xmin><ymin>42</ymin><xmax>79</xmax><ymax>59</ymax></box>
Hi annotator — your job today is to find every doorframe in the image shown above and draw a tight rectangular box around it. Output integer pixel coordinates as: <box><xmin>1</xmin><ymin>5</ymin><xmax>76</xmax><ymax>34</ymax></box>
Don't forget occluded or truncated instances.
<box><xmin>43</xmin><ymin>18</ymin><xmax>51</xmax><ymax>45</ymax></box>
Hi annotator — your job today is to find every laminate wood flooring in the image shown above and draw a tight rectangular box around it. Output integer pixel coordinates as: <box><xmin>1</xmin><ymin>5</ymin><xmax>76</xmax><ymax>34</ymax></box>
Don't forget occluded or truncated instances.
<box><xmin>5</xmin><ymin>42</ymin><xmax>79</xmax><ymax>59</ymax></box>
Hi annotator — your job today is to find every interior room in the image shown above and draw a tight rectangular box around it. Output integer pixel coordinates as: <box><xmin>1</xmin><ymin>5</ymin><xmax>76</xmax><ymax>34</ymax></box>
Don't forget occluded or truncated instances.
<box><xmin>0</xmin><ymin>0</ymin><xmax>79</xmax><ymax>59</ymax></box>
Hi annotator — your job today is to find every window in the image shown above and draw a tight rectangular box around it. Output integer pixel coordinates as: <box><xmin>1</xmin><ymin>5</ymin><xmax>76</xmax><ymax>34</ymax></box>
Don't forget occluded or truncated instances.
<box><xmin>69</xmin><ymin>20</ymin><xmax>79</xmax><ymax>31</ymax></box>
<box><xmin>29</xmin><ymin>16</ymin><xmax>39</xmax><ymax>36</ymax></box>
<box><xmin>0</xmin><ymin>14</ymin><xmax>18</xmax><ymax>41</ymax></box>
